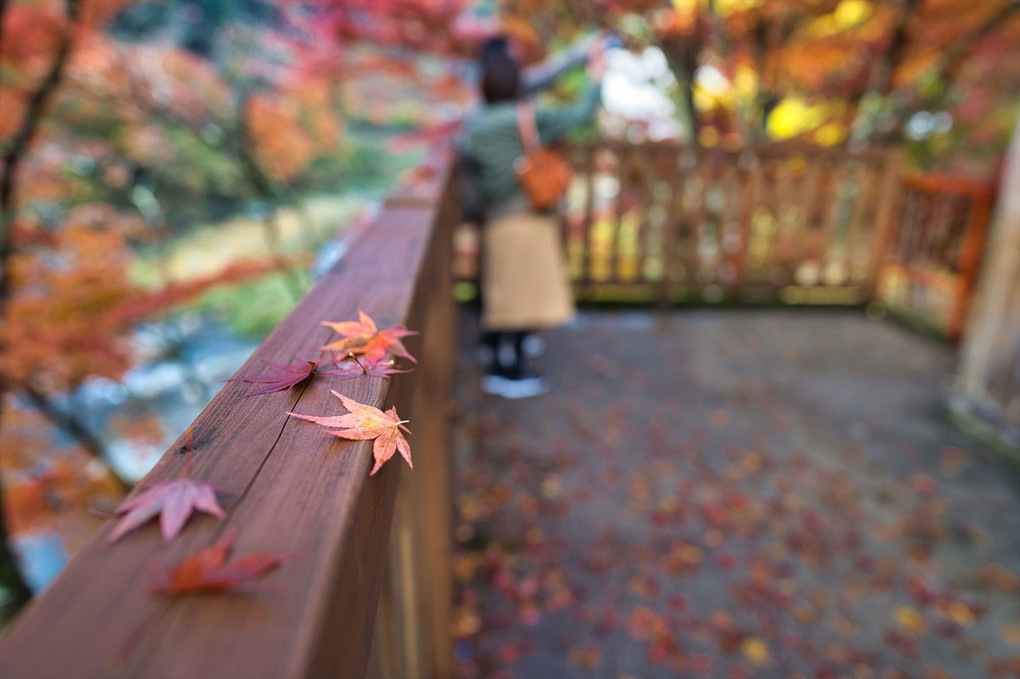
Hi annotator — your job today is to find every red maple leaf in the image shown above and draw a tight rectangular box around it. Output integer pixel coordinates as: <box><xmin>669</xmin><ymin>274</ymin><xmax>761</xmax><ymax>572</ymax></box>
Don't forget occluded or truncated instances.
<box><xmin>320</xmin><ymin>310</ymin><xmax>417</xmax><ymax>363</ymax></box>
<box><xmin>288</xmin><ymin>390</ymin><xmax>412</xmax><ymax>475</ymax></box>
<box><xmin>148</xmin><ymin>529</ymin><xmax>295</xmax><ymax>596</ymax></box>
<box><xmin>106</xmin><ymin>433</ymin><xmax>225</xmax><ymax>545</ymax></box>
<box><xmin>231</xmin><ymin>359</ymin><xmax>318</xmax><ymax>397</ymax></box>
<box><xmin>319</xmin><ymin>354</ymin><xmax>413</xmax><ymax>379</ymax></box>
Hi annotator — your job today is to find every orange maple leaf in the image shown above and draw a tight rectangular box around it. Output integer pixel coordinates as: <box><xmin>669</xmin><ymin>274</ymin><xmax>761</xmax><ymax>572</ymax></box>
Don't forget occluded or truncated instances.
<box><xmin>148</xmin><ymin>529</ymin><xmax>295</xmax><ymax>596</ymax></box>
<box><xmin>288</xmin><ymin>390</ymin><xmax>412</xmax><ymax>475</ymax></box>
<box><xmin>320</xmin><ymin>310</ymin><xmax>417</xmax><ymax>363</ymax></box>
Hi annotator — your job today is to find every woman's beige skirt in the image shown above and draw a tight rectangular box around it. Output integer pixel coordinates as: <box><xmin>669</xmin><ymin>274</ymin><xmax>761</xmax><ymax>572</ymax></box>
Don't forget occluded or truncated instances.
<box><xmin>481</xmin><ymin>209</ymin><xmax>575</xmax><ymax>331</ymax></box>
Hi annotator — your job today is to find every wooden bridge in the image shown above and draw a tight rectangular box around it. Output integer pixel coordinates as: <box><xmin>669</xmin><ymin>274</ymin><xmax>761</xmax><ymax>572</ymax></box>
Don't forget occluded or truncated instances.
<box><xmin>0</xmin><ymin>142</ymin><xmax>1010</xmax><ymax>678</ymax></box>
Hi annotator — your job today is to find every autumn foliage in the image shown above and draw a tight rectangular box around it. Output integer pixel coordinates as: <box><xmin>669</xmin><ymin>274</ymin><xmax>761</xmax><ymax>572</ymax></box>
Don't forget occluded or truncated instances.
<box><xmin>499</xmin><ymin>0</ymin><xmax>1020</xmax><ymax>171</ymax></box>
<box><xmin>0</xmin><ymin>0</ymin><xmax>457</xmax><ymax>609</ymax></box>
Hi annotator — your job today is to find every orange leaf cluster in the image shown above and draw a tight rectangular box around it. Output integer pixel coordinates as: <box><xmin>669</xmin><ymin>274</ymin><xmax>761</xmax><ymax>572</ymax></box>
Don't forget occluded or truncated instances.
<box><xmin>320</xmin><ymin>309</ymin><xmax>418</xmax><ymax>363</ymax></box>
<box><xmin>245</xmin><ymin>93</ymin><xmax>315</xmax><ymax>183</ymax></box>
<box><xmin>0</xmin><ymin>205</ymin><xmax>144</xmax><ymax>391</ymax></box>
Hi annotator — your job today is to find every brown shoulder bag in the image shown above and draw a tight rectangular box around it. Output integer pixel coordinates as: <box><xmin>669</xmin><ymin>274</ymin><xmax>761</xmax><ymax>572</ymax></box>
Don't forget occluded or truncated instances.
<box><xmin>513</xmin><ymin>100</ymin><xmax>573</xmax><ymax>212</ymax></box>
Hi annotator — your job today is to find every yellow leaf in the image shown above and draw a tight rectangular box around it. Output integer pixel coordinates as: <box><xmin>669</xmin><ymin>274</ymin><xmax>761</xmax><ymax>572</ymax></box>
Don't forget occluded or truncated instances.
<box><xmin>893</xmin><ymin>606</ymin><xmax>928</xmax><ymax>635</ymax></box>
<box><xmin>742</xmin><ymin>637</ymin><xmax>771</xmax><ymax>666</ymax></box>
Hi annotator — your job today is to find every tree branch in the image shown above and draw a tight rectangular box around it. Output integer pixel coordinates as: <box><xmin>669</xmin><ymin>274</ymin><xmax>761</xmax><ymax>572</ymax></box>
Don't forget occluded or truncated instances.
<box><xmin>867</xmin><ymin>0</ymin><xmax>1020</xmax><ymax>144</ymax></box>
<box><xmin>0</xmin><ymin>0</ymin><xmax>82</xmax><ymax>617</ymax></box>
<box><xmin>847</xmin><ymin>0</ymin><xmax>920</xmax><ymax>144</ymax></box>
<box><xmin>0</xmin><ymin>471</ymin><xmax>34</xmax><ymax>622</ymax></box>
<box><xmin>19</xmin><ymin>385</ymin><xmax>131</xmax><ymax>494</ymax></box>
<box><xmin>0</xmin><ymin>0</ymin><xmax>81</xmax><ymax>242</ymax></box>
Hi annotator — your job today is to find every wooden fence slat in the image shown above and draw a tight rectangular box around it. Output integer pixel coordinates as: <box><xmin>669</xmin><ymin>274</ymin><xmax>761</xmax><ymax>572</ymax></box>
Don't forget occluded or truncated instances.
<box><xmin>609</xmin><ymin>149</ymin><xmax>631</xmax><ymax>284</ymax></box>
<box><xmin>773</xmin><ymin>156</ymin><xmax>794</xmax><ymax>276</ymax></box>
<box><xmin>659</xmin><ymin>151</ymin><xmax>684</xmax><ymax>305</ymax></box>
<box><xmin>719</xmin><ymin>162</ymin><xmax>740</xmax><ymax>293</ymax></box>
<box><xmin>631</xmin><ymin>148</ymin><xmax>653</xmax><ymax>285</ymax></box>
<box><xmin>797</xmin><ymin>156</ymin><xmax>823</xmax><ymax>273</ymax></box>
<box><xmin>579</xmin><ymin>147</ymin><xmax>597</xmax><ymax>288</ymax></box>
<box><xmin>734</xmin><ymin>152</ymin><xmax>759</xmax><ymax>292</ymax></box>
<box><xmin>844</xmin><ymin>160</ymin><xmax>876</xmax><ymax>282</ymax></box>
<box><xmin>866</xmin><ymin>151</ymin><xmax>903</xmax><ymax>297</ymax></box>
<box><xmin>687</xmin><ymin>154</ymin><xmax>709</xmax><ymax>291</ymax></box>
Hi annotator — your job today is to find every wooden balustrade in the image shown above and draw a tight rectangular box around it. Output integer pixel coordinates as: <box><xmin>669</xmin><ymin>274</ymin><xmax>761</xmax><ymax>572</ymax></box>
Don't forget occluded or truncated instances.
<box><xmin>558</xmin><ymin>142</ymin><xmax>902</xmax><ymax>306</ymax></box>
<box><xmin>452</xmin><ymin>142</ymin><xmax>995</xmax><ymax>340</ymax></box>
<box><xmin>876</xmin><ymin>171</ymin><xmax>996</xmax><ymax>339</ymax></box>
<box><xmin>0</xmin><ymin>156</ymin><xmax>458</xmax><ymax>678</ymax></box>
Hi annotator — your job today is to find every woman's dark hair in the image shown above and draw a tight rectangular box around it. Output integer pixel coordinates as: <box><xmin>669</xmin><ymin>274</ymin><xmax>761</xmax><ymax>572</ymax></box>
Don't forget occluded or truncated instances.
<box><xmin>479</xmin><ymin>36</ymin><xmax>521</xmax><ymax>104</ymax></box>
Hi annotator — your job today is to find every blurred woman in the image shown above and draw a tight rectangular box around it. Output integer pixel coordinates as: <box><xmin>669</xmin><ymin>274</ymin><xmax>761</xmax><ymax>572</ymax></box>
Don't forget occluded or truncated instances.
<box><xmin>461</xmin><ymin>36</ymin><xmax>605</xmax><ymax>398</ymax></box>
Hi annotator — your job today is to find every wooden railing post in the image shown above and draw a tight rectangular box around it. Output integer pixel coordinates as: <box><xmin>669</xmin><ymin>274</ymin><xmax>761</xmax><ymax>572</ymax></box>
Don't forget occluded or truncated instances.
<box><xmin>949</xmin><ymin>190</ymin><xmax>994</xmax><ymax>339</ymax></box>
<box><xmin>866</xmin><ymin>150</ymin><xmax>903</xmax><ymax>300</ymax></box>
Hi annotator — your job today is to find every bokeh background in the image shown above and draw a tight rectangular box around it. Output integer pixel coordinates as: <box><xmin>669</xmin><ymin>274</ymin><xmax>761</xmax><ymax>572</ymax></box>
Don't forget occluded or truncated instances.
<box><xmin>1</xmin><ymin>2</ymin><xmax>1018</xmax><ymax>675</ymax></box>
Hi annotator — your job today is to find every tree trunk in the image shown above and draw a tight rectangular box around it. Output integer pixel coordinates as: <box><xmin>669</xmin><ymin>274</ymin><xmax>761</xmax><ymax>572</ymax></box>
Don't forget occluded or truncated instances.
<box><xmin>0</xmin><ymin>471</ymin><xmax>34</xmax><ymax>625</ymax></box>
<box><xmin>234</xmin><ymin>91</ymin><xmax>306</xmax><ymax>300</ymax></box>
<box><xmin>659</xmin><ymin>43</ymin><xmax>700</xmax><ymax>145</ymax></box>
<box><xmin>847</xmin><ymin>0</ymin><xmax>920</xmax><ymax>145</ymax></box>
<box><xmin>0</xmin><ymin>0</ymin><xmax>81</xmax><ymax>616</ymax></box>
<box><xmin>20</xmin><ymin>386</ymin><xmax>131</xmax><ymax>494</ymax></box>
<box><xmin>865</xmin><ymin>0</ymin><xmax>1020</xmax><ymax>145</ymax></box>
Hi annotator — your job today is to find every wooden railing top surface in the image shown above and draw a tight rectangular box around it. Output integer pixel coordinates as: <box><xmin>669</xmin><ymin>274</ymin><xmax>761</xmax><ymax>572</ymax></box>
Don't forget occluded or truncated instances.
<box><xmin>567</xmin><ymin>140</ymin><xmax>898</xmax><ymax>162</ymax></box>
<box><xmin>900</xmin><ymin>170</ymin><xmax>996</xmax><ymax>198</ymax></box>
<box><xmin>0</xmin><ymin>156</ymin><xmax>453</xmax><ymax>679</ymax></box>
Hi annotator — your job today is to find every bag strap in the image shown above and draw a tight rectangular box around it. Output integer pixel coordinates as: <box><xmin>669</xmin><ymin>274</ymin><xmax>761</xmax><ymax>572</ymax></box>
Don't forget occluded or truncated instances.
<box><xmin>516</xmin><ymin>100</ymin><xmax>541</xmax><ymax>152</ymax></box>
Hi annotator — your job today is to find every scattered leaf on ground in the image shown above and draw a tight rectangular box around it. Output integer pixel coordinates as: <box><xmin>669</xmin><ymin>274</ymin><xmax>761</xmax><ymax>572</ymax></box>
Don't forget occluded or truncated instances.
<box><xmin>741</xmin><ymin>637</ymin><xmax>771</xmax><ymax>666</ymax></box>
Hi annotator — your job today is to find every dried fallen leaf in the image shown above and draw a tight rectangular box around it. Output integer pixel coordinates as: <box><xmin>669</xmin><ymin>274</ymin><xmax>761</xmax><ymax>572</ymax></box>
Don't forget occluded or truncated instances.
<box><xmin>106</xmin><ymin>434</ymin><xmax>224</xmax><ymax>545</ymax></box>
<box><xmin>568</xmin><ymin>645</ymin><xmax>604</xmax><ymax>669</ymax></box>
<box><xmin>1001</xmin><ymin>622</ymin><xmax>1020</xmax><ymax>647</ymax></box>
<box><xmin>320</xmin><ymin>310</ymin><xmax>417</xmax><ymax>363</ymax></box>
<box><xmin>741</xmin><ymin>637</ymin><xmax>771</xmax><ymax>666</ymax></box>
<box><xmin>288</xmin><ymin>390</ymin><xmax>412</xmax><ymax>475</ymax></box>
<box><xmin>232</xmin><ymin>360</ymin><xmax>318</xmax><ymax>397</ymax></box>
<box><xmin>893</xmin><ymin>605</ymin><xmax>928</xmax><ymax>635</ymax></box>
<box><xmin>149</xmin><ymin>529</ymin><xmax>294</xmax><ymax>596</ymax></box>
<box><xmin>319</xmin><ymin>355</ymin><xmax>412</xmax><ymax>380</ymax></box>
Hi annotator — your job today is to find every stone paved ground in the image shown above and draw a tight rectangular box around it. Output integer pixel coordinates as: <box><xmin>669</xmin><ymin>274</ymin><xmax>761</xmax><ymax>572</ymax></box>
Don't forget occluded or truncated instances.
<box><xmin>450</xmin><ymin>309</ymin><xmax>1020</xmax><ymax>679</ymax></box>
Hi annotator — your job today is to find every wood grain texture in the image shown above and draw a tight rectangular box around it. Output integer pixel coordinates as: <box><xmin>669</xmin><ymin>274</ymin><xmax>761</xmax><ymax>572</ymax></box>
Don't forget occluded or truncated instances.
<box><xmin>0</xmin><ymin>158</ymin><xmax>456</xmax><ymax>679</ymax></box>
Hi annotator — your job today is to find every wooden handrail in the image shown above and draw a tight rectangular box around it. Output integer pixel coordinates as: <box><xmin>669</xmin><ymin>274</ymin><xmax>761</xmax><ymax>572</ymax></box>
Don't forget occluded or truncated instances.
<box><xmin>0</xmin><ymin>154</ymin><xmax>457</xmax><ymax>678</ymax></box>
<box><xmin>899</xmin><ymin>171</ymin><xmax>996</xmax><ymax>198</ymax></box>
